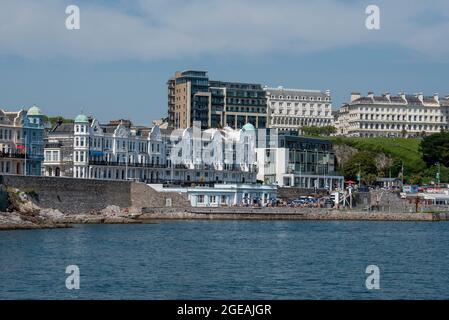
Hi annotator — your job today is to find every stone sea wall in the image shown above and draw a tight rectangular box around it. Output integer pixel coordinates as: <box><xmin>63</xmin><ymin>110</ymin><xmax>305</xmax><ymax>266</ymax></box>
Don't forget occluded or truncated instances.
<box><xmin>0</xmin><ymin>175</ymin><xmax>132</xmax><ymax>214</ymax></box>
<box><xmin>0</xmin><ymin>175</ymin><xmax>190</xmax><ymax>214</ymax></box>
<box><xmin>141</xmin><ymin>207</ymin><xmax>449</xmax><ymax>221</ymax></box>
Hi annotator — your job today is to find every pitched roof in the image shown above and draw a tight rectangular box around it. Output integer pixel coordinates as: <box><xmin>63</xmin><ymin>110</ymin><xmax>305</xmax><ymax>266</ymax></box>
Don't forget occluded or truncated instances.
<box><xmin>50</xmin><ymin>123</ymin><xmax>74</xmax><ymax>134</ymax></box>
<box><xmin>350</xmin><ymin>93</ymin><xmax>444</xmax><ymax>107</ymax></box>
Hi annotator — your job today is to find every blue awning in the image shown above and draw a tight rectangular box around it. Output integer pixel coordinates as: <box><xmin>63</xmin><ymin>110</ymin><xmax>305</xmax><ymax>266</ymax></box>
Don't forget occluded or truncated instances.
<box><xmin>89</xmin><ymin>150</ymin><xmax>105</xmax><ymax>157</ymax></box>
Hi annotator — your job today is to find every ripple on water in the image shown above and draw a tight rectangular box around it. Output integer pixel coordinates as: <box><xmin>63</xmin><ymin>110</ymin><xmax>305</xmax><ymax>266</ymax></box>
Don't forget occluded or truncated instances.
<box><xmin>0</xmin><ymin>221</ymin><xmax>449</xmax><ymax>299</ymax></box>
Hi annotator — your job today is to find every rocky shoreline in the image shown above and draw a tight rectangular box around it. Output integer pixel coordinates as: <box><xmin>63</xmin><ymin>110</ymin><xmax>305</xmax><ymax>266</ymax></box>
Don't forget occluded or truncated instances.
<box><xmin>140</xmin><ymin>207</ymin><xmax>449</xmax><ymax>221</ymax></box>
<box><xmin>2</xmin><ymin>187</ymin><xmax>449</xmax><ymax>231</ymax></box>
<box><xmin>0</xmin><ymin>207</ymin><xmax>146</xmax><ymax>231</ymax></box>
<box><xmin>0</xmin><ymin>211</ymin><xmax>70</xmax><ymax>230</ymax></box>
<box><xmin>3</xmin><ymin>210</ymin><xmax>449</xmax><ymax>231</ymax></box>
<box><xmin>3</xmin><ymin>208</ymin><xmax>448</xmax><ymax>231</ymax></box>
<box><xmin>0</xmin><ymin>187</ymin><xmax>147</xmax><ymax>231</ymax></box>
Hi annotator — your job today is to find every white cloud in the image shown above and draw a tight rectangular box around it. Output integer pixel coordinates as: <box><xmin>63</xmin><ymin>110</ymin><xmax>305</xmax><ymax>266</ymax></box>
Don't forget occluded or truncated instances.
<box><xmin>0</xmin><ymin>0</ymin><xmax>448</xmax><ymax>61</ymax></box>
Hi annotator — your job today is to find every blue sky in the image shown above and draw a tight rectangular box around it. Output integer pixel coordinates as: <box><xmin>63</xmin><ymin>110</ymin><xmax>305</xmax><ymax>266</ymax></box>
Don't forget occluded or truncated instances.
<box><xmin>1</xmin><ymin>0</ymin><xmax>449</xmax><ymax>125</ymax></box>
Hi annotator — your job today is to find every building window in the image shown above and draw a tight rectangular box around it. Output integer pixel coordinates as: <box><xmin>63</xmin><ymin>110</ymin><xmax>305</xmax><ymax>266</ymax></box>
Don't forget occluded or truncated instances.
<box><xmin>198</xmin><ymin>195</ymin><xmax>205</xmax><ymax>204</ymax></box>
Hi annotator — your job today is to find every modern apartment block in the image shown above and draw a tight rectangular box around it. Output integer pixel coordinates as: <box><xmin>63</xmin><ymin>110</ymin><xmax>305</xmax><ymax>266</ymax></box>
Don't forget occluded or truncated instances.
<box><xmin>210</xmin><ymin>80</ymin><xmax>267</xmax><ymax>130</ymax></box>
<box><xmin>255</xmin><ymin>133</ymin><xmax>344</xmax><ymax>189</ymax></box>
<box><xmin>337</xmin><ymin>92</ymin><xmax>449</xmax><ymax>137</ymax></box>
<box><xmin>0</xmin><ymin>106</ymin><xmax>45</xmax><ymax>176</ymax></box>
<box><xmin>167</xmin><ymin>70</ymin><xmax>267</xmax><ymax>130</ymax></box>
<box><xmin>265</xmin><ymin>86</ymin><xmax>334</xmax><ymax>132</ymax></box>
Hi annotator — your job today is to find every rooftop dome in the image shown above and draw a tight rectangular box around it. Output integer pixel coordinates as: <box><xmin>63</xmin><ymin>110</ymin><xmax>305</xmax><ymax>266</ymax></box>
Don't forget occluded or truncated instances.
<box><xmin>27</xmin><ymin>105</ymin><xmax>43</xmax><ymax>116</ymax></box>
<box><xmin>242</xmin><ymin>123</ymin><xmax>256</xmax><ymax>131</ymax></box>
<box><xmin>74</xmin><ymin>114</ymin><xmax>89</xmax><ymax>123</ymax></box>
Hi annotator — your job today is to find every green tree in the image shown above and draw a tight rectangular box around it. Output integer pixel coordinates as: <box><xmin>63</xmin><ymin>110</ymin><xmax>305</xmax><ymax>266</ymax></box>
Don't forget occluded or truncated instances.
<box><xmin>300</xmin><ymin>126</ymin><xmax>337</xmax><ymax>137</ymax></box>
<box><xmin>43</xmin><ymin>115</ymin><xmax>74</xmax><ymax>127</ymax></box>
<box><xmin>364</xmin><ymin>173</ymin><xmax>378</xmax><ymax>186</ymax></box>
<box><xmin>401</xmin><ymin>129</ymin><xmax>408</xmax><ymax>138</ymax></box>
<box><xmin>409</xmin><ymin>174</ymin><xmax>423</xmax><ymax>185</ymax></box>
<box><xmin>342</xmin><ymin>151</ymin><xmax>378</xmax><ymax>182</ymax></box>
<box><xmin>420</xmin><ymin>132</ymin><xmax>449</xmax><ymax>167</ymax></box>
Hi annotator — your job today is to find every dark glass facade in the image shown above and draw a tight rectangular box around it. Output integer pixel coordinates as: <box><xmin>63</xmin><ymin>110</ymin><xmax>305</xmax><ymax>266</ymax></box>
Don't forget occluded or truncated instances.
<box><xmin>168</xmin><ymin>70</ymin><xmax>268</xmax><ymax>129</ymax></box>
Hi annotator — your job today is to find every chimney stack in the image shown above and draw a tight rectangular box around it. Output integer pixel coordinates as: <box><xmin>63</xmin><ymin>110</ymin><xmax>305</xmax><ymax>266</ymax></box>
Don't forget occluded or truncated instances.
<box><xmin>383</xmin><ymin>92</ymin><xmax>391</xmax><ymax>100</ymax></box>
<box><xmin>399</xmin><ymin>92</ymin><xmax>406</xmax><ymax>100</ymax></box>
<box><xmin>416</xmin><ymin>92</ymin><xmax>423</xmax><ymax>102</ymax></box>
<box><xmin>350</xmin><ymin>92</ymin><xmax>361</xmax><ymax>102</ymax></box>
<box><xmin>367</xmin><ymin>91</ymin><xmax>374</xmax><ymax>99</ymax></box>
<box><xmin>434</xmin><ymin>93</ymin><xmax>439</xmax><ymax>102</ymax></box>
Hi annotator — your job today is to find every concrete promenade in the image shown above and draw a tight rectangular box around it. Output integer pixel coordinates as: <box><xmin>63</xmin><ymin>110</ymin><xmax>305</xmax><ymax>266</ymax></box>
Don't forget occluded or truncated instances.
<box><xmin>141</xmin><ymin>207</ymin><xmax>449</xmax><ymax>221</ymax></box>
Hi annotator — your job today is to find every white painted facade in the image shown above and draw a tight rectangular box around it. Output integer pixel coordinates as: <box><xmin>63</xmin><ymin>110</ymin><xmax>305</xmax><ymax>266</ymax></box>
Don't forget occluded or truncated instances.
<box><xmin>44</xmin><ymin>115</ymin><xmax>258</xmax><ymax>185</ymax></box>
<box><xmin>265</xmin><ymin>86</ymin><xmax>334</xmax><ymax>131</ymax></box>
<box><xmin>255</xmin><ymin>135</ymin><xmax>344</xmax><ymax>190</ymax></box>
<box><xmin>337</xmin><ymin>92</ymin><xmax>449</xmax><ymax>137</ymax></box>
<box><xmin>150</xmin><ymin>183</ymin><xmax>278</xmax><ymax>207</ymax></box>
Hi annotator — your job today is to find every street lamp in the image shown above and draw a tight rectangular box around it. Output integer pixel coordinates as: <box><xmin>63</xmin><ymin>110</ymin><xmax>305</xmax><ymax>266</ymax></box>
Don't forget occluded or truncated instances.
<box><xmin>401</xmin><ymin>161</ymin><xmax>404</xmax><ymax>186</ymax></box>
<box><xmin>23</xmin><ymin>130</ymin><xmax>27</xmax><ymax>176</ymax></box>
<box><xmin>357</xmin><ymin>163</ymin><xmax>361</xmax><ymax>189</ymax></box>
<box><xmin>436</xmin><ymin>162</ymin><xmax>441</xmax><ymax>186</ymax></box>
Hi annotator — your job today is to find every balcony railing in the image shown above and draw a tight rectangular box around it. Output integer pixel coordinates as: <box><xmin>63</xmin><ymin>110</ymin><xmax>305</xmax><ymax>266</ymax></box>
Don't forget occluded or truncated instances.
<box><xmin>88</xmin><ymin>159</ymin><xmax>167</xmax><ymax>168</ymax></box>
<box><xmin>0</xmin><ymin>152</ymin><xmax>28</xmax><ymax>159</ymax></box>
<box><xmin>88</xmin><ymin>159</ymin><xmax>257</xmax><ymax>173</ymax></box>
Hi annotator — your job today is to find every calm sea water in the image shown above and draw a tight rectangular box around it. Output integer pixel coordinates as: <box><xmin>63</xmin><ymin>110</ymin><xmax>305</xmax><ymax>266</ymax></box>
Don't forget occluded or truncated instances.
<box><xmin>0</xmin><ymin>221</ymin><xmax>448</xmax><ymax>300</ymax></box>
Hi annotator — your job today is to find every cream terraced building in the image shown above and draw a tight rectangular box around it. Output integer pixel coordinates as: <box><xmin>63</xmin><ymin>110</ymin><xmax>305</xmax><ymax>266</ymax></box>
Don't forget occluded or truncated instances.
<box><xmin>337</xmin><ymin>92</ymin><xmax>449</xmax><ymax>137</ymax></box>
<box><xmin>264</xmin><ymin>86</ymin><xmax>334</xmax><ymax>132</ymax></box>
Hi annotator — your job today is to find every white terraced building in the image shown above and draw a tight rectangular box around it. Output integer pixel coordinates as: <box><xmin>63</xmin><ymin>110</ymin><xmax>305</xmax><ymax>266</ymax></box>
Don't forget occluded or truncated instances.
<box><xmin>264</xmin><ymin>86</ymin><xmax>334</xmax><ymax>132</ymax></box>
<box><xmin>337</xmin><ymin>92</ymin><xmax>449</xmax><ymax>137</ymax></box>
<box><xmin>44</xmin><ymin>115</ymin><xmax>258</xmax><ymax>185</ymax></box>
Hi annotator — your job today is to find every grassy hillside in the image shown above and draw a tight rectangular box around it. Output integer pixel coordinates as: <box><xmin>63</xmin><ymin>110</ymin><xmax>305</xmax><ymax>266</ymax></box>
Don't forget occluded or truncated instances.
<box><xmin>329</xmin><ymin>137</ymin><xmax>427</xmax><ymax>174</ymax></box>
<box><xmin>43</xmin><ymin>115</ymin><xmax>74</xmax><ymax>127</ymax></box>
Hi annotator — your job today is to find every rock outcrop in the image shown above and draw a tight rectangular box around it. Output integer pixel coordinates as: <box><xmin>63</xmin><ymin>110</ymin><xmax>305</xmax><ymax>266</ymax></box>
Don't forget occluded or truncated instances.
<box><xmin>0</xmin><ymin>187</ymin><xmax>145</xmax><ymax>231</ymax></box>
